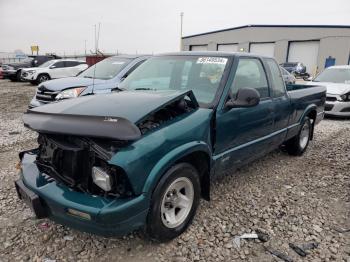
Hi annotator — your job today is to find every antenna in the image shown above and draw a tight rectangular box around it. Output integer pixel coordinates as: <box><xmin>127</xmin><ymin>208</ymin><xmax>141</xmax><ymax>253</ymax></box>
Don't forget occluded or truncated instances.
<box><xmin>91</xmin><ymin>23</ymin><xmax>101</xmax><ymax>95</ymax></box>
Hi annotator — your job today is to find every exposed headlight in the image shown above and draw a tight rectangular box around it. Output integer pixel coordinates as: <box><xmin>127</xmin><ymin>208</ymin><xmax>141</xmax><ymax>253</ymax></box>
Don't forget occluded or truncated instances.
<box><xmin>340</xmin><ymin>93</ymin><xmax>350</xmax><ymax>102</ymax></box>
<box><xmin>55</xmin><ymin>87</ymin><xmax>86</xmax><ymax>100</ymax></box>
<box><xmin>27</xmin><ymin>70</ymin><xmax>36</xmax><ymax>74</ymax></box>
<box><xmin>92</xmin><ymin>166</ymin><xmax>112</xmax><ymax>191</ymax></box>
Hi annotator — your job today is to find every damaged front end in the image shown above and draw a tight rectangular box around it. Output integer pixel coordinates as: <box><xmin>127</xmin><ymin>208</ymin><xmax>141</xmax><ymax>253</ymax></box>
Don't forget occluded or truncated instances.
<box><xmin>20</xmin><ymin>90</ymin><xmax>199</xmax><ymax>198</ymax></box>
<box><xmin>35</xmin><ymin>134</ymin><xmax>134</xmax><ymax>198</ymax></box>
<box><xmin>15</xmin><ymin>90</ymin><xmax>206</xmax><ymax>235</ymax></box>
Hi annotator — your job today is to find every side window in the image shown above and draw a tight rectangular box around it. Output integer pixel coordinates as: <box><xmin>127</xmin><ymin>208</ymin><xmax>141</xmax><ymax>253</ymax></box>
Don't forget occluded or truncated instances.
<box><xmin>52</xmin><ymin>61</ymin><xmax>65</xmax><ymax>68</ymax></box>
<box><xmin>231</xmin><ymin>58</ymin><xmax>269</xmax><ymax>98</ymax></box>
<box><xmin>65</xmin><ymin>61</ymin><xmax>79</xmax><ymax>67</ymax></box>
<box><xmin>266</xmin><ymin>59</ymin><xmax>286</xmax><ymax>97</ymax></box>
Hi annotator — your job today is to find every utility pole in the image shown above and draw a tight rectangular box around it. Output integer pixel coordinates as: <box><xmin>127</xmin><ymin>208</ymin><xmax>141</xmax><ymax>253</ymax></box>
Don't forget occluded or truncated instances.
<box><xmin>180</xmin><ymin>12</ymin><xmax>184</xmax><ymax>51</ymax></box>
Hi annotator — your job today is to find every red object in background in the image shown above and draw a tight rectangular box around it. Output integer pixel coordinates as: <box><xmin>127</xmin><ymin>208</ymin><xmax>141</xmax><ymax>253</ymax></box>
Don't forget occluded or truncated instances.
<box><xmin>85</xmin><ymin>55</ymin><xmax>109</xmax><ymax>67</ymax></box>
<box><xmin>0</xmin><ymin>67</ymin><xmax>3</xmax><ymax>79</ymax></box>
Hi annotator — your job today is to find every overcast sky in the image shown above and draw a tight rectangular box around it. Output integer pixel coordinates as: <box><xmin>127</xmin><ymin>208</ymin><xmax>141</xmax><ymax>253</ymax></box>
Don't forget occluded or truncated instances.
<box><xmin>0</xmin><ymin>0</ymin><xmax>349</xmax><ymax>56</ymax></box>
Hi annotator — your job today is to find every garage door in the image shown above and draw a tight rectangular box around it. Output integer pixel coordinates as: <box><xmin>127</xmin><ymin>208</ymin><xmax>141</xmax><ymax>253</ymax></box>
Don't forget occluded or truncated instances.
<box><xmin>217</xmin><ymin>44</ymin><xmax>238</xmax><ymax>52</ymax></box>
<box><xmin>288</xmin><ymin>41</ymin><xmax>319</xmax><ymax>75</ymax></box>
<box><xmin>249</xmin><ymin>43</ymin><xmax>275</xmax><ymax>57</ymax></box>
<box><xmin>190</xmin><ymin>45</ymin><xmax>208</xmax><ymax>51</ymax></box>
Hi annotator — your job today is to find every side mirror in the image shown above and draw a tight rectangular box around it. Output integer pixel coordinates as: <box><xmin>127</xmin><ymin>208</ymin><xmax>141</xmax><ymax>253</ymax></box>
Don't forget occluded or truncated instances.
<box><xmin>49</xmin><ymin>65</ymin><xmax>56</xmax><ymax>69</ymax></box>
<box><xmin>304</xmin><ymin>76</ymin><xmax>313</xmax><ymax>81</ymax></box>
<box><xmin>225</xmin><ymin>87</ymin><xmax>260</xmax><ymax>109</ymax></box>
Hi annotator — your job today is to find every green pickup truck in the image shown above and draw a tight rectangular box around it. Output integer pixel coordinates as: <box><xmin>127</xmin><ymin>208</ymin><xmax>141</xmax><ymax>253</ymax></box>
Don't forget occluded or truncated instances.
<box><xmin>16</xmin><ymin>52</ymin><xmax>326</xmax><ymax>241</ymax></box>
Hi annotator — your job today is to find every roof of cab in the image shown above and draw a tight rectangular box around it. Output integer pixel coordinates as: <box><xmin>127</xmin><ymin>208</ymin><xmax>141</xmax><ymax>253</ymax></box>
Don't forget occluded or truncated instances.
<box><xmin>109</xmin><ymin>54</ymin><xmax>151</xmax><ymax>59</ymax></box>
<box><xmin>155</xmin><ymin>51</ymin><xmax>274</xmax><ymax>59</ymax></box>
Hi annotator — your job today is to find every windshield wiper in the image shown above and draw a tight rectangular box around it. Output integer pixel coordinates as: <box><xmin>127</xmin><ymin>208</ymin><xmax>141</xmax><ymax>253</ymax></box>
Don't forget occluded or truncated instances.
<box><xmin>134</xmin><ymin>88</ymin><xmax>157</xmax><ymax>91</ymax></box>
<box><xmin>83</xmin><ymin>76</ymin><xmax>94</xmax><ymax>79</ymax></box>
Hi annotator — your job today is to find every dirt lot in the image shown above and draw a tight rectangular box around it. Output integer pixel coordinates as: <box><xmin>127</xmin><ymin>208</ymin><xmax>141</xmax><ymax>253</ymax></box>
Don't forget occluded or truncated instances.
<box><xmin>0</xmin><ymin>79</ymin><xmax>349</xmax><ymax>262</ymax></box>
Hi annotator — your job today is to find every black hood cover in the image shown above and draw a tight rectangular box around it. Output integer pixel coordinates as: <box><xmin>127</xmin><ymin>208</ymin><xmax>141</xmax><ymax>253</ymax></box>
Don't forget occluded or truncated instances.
<box><xmin>23</xmin><ymin>111</ymin><xmax>141</xmax><ymax>141</ymax></box>
<box><xmin>23</xmin><ymin>90</ymin><xmax>197</xmax><ymax>140</ymax></box>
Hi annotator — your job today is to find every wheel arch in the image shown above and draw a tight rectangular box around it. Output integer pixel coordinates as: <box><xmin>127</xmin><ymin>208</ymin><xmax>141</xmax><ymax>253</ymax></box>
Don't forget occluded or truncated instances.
<box><xmin>142</xmin><ymin>141</ymin><xmax>212</xmax><ymax>201</ymax></box>
<box><xmin>300</xmin><ymin>105</ymin><xmax>317</xmax><ymax>140</ymax></box>
<box><xmin>36</xmin><ymin>72</ymin><xmax>51</xmax><ymax>81</ymax></box>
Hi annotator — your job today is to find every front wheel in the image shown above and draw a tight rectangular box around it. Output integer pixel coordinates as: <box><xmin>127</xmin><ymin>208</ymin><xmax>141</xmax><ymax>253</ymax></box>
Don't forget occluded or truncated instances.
<box><xmin>16</xmin><ymin>70</ymin><xmax>22</xmax><ymax>81</ymax></box>
<box><xmin>146</xmin><ymin>163</ymin><xmax>201</xmax><ymax>242</ymax></box>
<box><xmin>36</xmin><ymin>74</ymin><xmax>50</xmax><ymax>84</ymax></box>
<box><xmin>285</xmin><ymin>117</ymin><xmax>312</xmax><ymax>156</ymax></box>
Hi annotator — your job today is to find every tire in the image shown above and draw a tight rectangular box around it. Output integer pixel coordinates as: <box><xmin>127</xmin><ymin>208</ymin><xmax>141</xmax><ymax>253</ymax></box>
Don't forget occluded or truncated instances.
<box><xmin>146</xmin><ymin>163</ymin><xmax>201</xmax><ymax>242</ymax></box>
<box><xmin>16</xmin><ymin>70</ymin><xmax>22</xmax><ymax>82</ymax></box>
<box><xmin>9</xmin><ymin>76</ymin><xmax>17</xmax><ymax>82</ymax></box>
<box><xmin>36</xmin><ymin>74</ymin><xmax>50</xmax><ymax>84</ymax></box>
<box><xmin>285</xmin><ymin>117</ymin><xmax>312</xmax><ymax>156</ymax></box>
<box><xmin>30</xmin><ymin>81</ymin><xmax>37</xmax><ymax>85</ymax></box>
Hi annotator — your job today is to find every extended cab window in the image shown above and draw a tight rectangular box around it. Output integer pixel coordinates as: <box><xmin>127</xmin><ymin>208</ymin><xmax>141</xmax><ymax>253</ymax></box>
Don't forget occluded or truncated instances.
<box><xmin>266</xmin><ymin>59</ymin><xmax>286</xmax><ymax>97</ymax></box>
<box><xmin>231</xmin><ymin>58</ymin><xmax>269</xmax><ymax>98</ymax></box>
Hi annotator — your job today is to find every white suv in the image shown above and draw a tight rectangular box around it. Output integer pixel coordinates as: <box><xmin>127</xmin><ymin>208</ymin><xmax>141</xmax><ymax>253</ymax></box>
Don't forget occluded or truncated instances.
<box><xmin>21</xmin><ymin>59</ymin><xmax>88</xmax><ymax>85</ymax></box>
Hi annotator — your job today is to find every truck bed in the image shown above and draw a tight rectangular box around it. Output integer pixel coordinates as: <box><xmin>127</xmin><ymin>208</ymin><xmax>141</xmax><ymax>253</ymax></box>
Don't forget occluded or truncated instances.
<box><xmin>284</xmin><ymin>83</ymin><xmax>326</xmax><ymax>140</ymax></box>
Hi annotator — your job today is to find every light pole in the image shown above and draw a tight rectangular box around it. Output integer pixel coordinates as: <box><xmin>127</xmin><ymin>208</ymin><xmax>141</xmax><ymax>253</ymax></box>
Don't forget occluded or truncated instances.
<box><xmin>180</xmin><ymin>12</ymin><xmax>184</xmax><ymax>51</ymax></box>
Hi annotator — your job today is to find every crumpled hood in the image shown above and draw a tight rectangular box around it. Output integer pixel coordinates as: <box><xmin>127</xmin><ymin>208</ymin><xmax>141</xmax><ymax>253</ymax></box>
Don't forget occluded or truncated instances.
<box><xmin>23</xmin><ymin>90</ymin><xmax>198</xmax><ymax>140</ymax></box>
<box><xmin>38</xmin><ymin>77</ymin><xmax>108</xmax><ymax>91</ymax></box>
<box><xmin>310</xmin><ymin>81</ymin><xmax>350</xmax><ymax>95</ymax></box>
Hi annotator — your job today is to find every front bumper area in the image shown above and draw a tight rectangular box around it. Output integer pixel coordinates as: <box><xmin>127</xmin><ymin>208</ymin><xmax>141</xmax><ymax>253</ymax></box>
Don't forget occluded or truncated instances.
<box><xmin>17</xmin><ymin>153</ymin><xmax>149</xmax><ymax>236</ymax></box>
<box><xmin>21</xmin><ymin>71</ymin><xmax>36</xmax><ymax>81</ymax></box>
<box><xmin>29</xmin><ymin>96</ymin><xmax>47</xmax><ymax>108</ymax></box>
<box><xmin>324</xmin><ymin>100</ymin><xmax>350</xmax><ymax>117</ymax></box>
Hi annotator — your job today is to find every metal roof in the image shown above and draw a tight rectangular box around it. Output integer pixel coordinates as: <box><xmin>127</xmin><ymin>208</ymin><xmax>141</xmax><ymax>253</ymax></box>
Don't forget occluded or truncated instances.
<box><xmin>183</xmin><ymin>24</ymin><xmax>350</xmax><ymax>39</ymax></box>
<box><xmin>155</xmin><ymin>51</ymin><xmax>272</xmax><ymax>59</ymax></box>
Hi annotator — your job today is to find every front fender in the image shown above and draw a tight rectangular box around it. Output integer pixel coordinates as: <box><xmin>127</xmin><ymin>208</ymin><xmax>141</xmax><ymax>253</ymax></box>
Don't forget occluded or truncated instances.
<box><xmin>142</xmin><ymin>141</ymin><xmax>212</xmax><ymax>196</ymax></box>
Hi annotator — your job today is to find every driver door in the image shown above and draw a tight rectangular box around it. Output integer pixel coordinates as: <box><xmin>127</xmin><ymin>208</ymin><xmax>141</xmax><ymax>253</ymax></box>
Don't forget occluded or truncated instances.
<box><xmin>48</xmin><ymin>61</ymin><xmax>66</xmax><ymax>78</ymax></box>
<box><xmin>214</xmin><ymin>57</ymin><xmax>274</xmax><ymax>174</ymax></box>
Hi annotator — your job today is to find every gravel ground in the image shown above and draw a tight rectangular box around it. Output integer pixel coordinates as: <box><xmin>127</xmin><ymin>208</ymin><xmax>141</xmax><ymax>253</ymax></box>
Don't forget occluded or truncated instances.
<box><xmin>0</xmin><ymin>79</ymin><xmax>349</xmax><ymax>262</ymax></box>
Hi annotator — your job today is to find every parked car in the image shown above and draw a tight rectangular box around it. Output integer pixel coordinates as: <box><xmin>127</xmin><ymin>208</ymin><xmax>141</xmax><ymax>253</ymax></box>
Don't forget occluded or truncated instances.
<box><xmin>21</xmin><ymin>59</ymin><xmax>88</xmax><ymax>85</ymax></box>
<box><xmin>29</xmin><ymin>55</ymin><xmax>149</xmax><ymax>108</ymax></box>
<box><xmin>16</xmin><ymin>52</ymin><xmax>326</xmax><ymax>241</ymax></box>
<box><xmin>280</xmin><ymin>66</ymin><xmax>296</xmax><ymax>84</ymax></box>
<box><xmin>1</xmin><ymin>55</ymin><xmax>60</xmax><ymax>82</ymax></box>
<box><xmin>280</xmin><ymin>62</ymin><xmax>309</xmax><ymax>79</ymax></box>
<box><xmin>307</xmin><ymin>65</ymin><xmax>350</xmax><ymax>117</ymax></box>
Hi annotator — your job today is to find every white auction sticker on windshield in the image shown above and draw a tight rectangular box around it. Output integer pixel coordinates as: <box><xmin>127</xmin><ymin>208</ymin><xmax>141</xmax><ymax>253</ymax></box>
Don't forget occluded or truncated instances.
<box><xmin>196</xmin><ymin>57</ymin><xmax>227</xmax><ymax>65</ymax></box>
<box><xmin>112</xmin><ymin>61</ymin><xmax>125</xmax><ymax>65</ymax></box>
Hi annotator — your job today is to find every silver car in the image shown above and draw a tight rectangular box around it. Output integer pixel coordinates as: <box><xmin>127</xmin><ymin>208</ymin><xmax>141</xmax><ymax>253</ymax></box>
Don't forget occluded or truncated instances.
<box><xmin>309</xmin><ymin>65</ymin><xmax>350</xmax><ymax>117</ymax></box>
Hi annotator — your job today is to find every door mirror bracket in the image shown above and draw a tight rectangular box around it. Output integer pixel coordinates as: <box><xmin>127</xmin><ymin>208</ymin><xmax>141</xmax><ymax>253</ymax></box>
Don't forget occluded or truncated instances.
<box><xmin>225</xmin><ymin>87</ymin><xmax>260</xmax><ymax>109</ymax></box>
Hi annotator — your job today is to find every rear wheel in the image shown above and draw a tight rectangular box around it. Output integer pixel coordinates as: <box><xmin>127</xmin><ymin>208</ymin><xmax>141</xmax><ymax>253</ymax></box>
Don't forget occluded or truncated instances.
<box><xmin>285</xmin><ymin>117</ymin><xmax>312</xmax><ymax>156</ymax></box>
<box><xmin>146</xmin><ymin>163</ymin><xmax>200</xmax><ymax>242</ymax></box>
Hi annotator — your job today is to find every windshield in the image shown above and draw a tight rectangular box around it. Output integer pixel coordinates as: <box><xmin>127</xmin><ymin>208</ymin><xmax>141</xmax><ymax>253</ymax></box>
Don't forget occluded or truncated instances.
<box><xmin>119</xmin><ymin>56</ymin><xmax>229</xmax><ymax>104</ymax></box>
<box><xmin>39</xmin><ymin>60</ymin><xmax>56</xmax><ymax>68</ymax></box>
<box><xmin>314</xmin><ymin>68</ymin><xmax>350</xmax><ymax>84</ymax></box>
<box><xmin>79</xmin><ymin>57</ymin><xmax>131</xmax><ymax>80</ymax></box>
